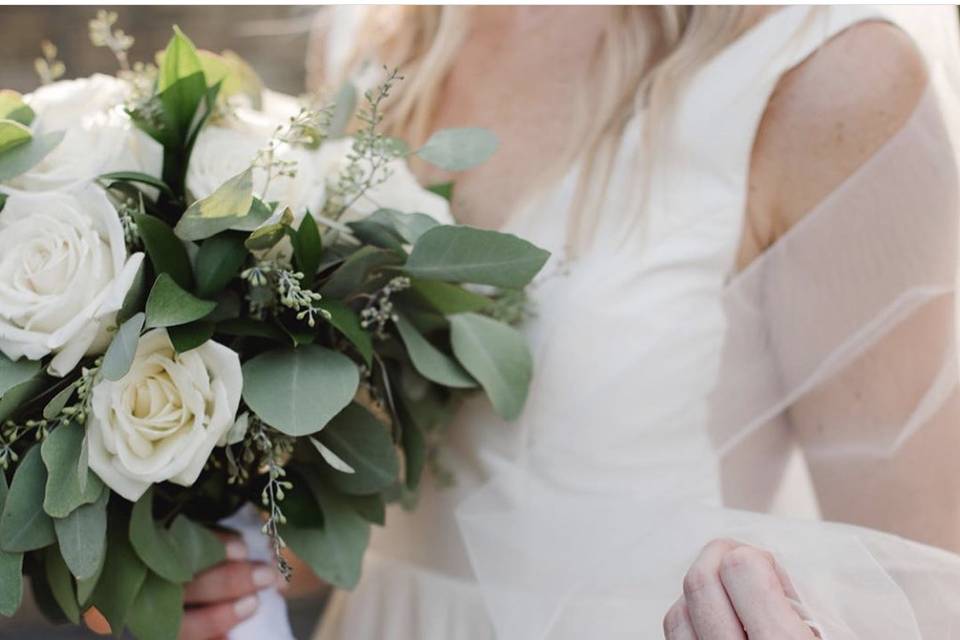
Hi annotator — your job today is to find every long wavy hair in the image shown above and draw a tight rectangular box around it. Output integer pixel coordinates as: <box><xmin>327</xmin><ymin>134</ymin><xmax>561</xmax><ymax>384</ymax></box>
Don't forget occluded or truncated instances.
<box><xmin>308</xmin><ymin>6</ymin><xmax>762</xmax><ymax>251</ymax></box>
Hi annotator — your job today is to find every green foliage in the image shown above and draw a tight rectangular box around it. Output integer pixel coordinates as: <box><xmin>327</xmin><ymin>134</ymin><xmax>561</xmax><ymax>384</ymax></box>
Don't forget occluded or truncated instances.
<box><xmin>426</xmin><ymin>181</ymin><xmax>454</xmax><ymax>202</ymax></box>
<box><xmin>176</xmin><ymin>168</ymin><xmax>254</xmax><ymax>240</ymax></box>
<box><xmin>169</xmin><ymin>515</ymin><xmax>225</xmax><ymax>574</ymax></box>
<box><xmin>395</xmin><ymin>316</ymin><xmax>476</xmax><ymax>389</ymax></box>
<box><xmin>90</xmin><ymin>516</ymin><xmax>148</xmax><ymax>634</ymax></box>
<box><xmin>317</xmin><ymin>299</ymin><xmax>373</xmax><ymax>366</ymax></box>
<box><xmin>0</xmin><ymin>445</ymin><xmax>55</xmax><ymax>552</ymax></box>
<box><xmin>404</xmin><ymin>225</ymin><xmax>550</xmax><ymax>288</ymax></box>
<box><xmin>129</xmin><ymin>488</ymin><xmax>192</xmax><ymax>583</ymax></box>
<box><xmin>405</xmin><ymin>279</ymin><xmax>490</xmax><ymax>315</ymax></box>
<box><xmin>315</xmin><ymin>404</ymin><xmax>400</xmax><ymax>495</ymax></box>
<box><xmin>54</xmin><ymin>489</ymin><xmax>108</xmax><ymax>582</ymax></box>
<box><xmin>293</xmin><ymin>214</ymin><xmax>323</xmax><ymax>288</ymax></box>
<box><xmin>44</xmin><ymin>546</ymin><xmax>80</xmax><ymax>623</ymax></box>
<box><xmin>416</xmin><ymin>127</ymin><xmax>499</xmax><ymax>172</ymax></box>
<box><xmin>0</xmin><ymin>130</ymin><xmax>64</xmax><ymax>181</ymax></box>
<box><xmin>167</xmin><ymin>320</ymin><xmax>215</xmax><ymax>353</ymax></box>
<box><xmin>195</xmin><ymin>233</ymin><xmax>248</xmax><ymax>297</ymax></box>
<box><xmin>41</xmin><ymin>425</ymin><xmax>104</xmax><ymax>518</ymax></box>
<box><xmin>450</xmin><ymin>313</ymin><xmax>533</xmax><ymax>421</ymax></box>
<box><xmin>241</xmin><ymin>345</ymin><xmax>360</xmax><ymax>437</ymax></box>
<box><xmin>0</xmin><ymin>90</ymin><xmax>34</xmax><ymax>126</ymax></box>
<box><xmin>102</xmin><ymin>312</ymin><xmax>145</xmax><ymax>381</ymax></box>
<box><xmin>135</xmin><ymin>211</ymin><xmax>194</xmax><ymax>290</ymax></box>
<box><xmin>354</xmin><ymin>209</ymin><xmax>440</xmax><ymax>246</ymax></box>
<box><xmin>0</xmin><ymin>119</ymin><xmax>31</xmax><ymax>154</ymax></box>
<box><xmin>0</xmin><ymin>473</ymin><xmax>22</xmax><ymax>616</ymax></box>
<box><xmin>320</xmin><ymin>246</ymin><xmax>404</xmax><ymax>298</ymax></box>
<box><xmin>127</xmin><ymin>571</ymin><xmax>184</xmax><ymax>640</ymax></box>
<box><xmin>99</xmin><ymin>171</ymin><xmax>175</xmax><ymax>199</ymax></box>
<box><xmin>144</xmin><ymin>274</ymin><xmax>217</xmax><ymax>329</ymax></box>
<box><xmin>0</xmin><ymin>353</ymin><xmax>39</xmax><ymax>398</ymax></box>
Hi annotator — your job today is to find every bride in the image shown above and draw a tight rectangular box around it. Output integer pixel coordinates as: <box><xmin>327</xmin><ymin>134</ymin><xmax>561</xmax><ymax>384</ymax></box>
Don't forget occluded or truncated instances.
<box><xmin>157</xmin><ymin>6</ymin><xmax>960</xmax><ymax>639</ymax></box>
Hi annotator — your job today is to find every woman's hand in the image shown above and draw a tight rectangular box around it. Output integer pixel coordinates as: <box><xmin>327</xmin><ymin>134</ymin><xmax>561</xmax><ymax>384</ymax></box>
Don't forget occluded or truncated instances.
<box><xmin>85</xmin><ymin>534</ymin><xmax>283</xmax><ymax>640</ymax></box>
<box><xmin>663</xmin><ymin>539</ymin><xmax>819</xmax><ymax>640</ymax></box>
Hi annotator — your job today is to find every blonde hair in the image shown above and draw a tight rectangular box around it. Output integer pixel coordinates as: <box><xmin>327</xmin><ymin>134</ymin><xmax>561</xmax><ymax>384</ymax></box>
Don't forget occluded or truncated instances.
<box><xmin>311</xmin><ymin>7</ymin><xmax>758</xmax><ymax>252</ymax></box>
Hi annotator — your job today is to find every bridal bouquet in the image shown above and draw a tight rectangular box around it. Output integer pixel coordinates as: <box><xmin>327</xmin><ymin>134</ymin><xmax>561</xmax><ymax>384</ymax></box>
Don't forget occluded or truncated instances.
<box><xmin>0</xmin><ymin>16</ymin><xmax>547</xmax><ymax>640</ymax></box>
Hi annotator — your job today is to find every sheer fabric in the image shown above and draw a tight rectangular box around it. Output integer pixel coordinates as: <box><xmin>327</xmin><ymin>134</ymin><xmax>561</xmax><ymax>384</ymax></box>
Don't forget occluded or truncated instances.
<box><xmin>315</xmin><ymin>6</ymin><xmax>960</xmax><ymax>639</ymax></box>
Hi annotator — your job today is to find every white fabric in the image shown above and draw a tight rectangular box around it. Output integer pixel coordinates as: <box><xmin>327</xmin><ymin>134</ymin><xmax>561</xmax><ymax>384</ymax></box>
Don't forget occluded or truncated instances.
<box><xmin>315</xmin><ymin>6</ymin><xmax>960</xmax><ymax>639</ymax></box>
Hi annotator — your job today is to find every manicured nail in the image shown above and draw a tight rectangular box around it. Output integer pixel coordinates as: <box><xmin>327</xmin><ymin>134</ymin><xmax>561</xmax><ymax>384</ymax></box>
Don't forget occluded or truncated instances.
<box><xmin>252</xmin><ymin>566</ymin><xmax>277</xmax><ymax>588</ymax></box>
<box><xmin>234</xmin><ymin>595</ymin><xmax>258</xmax><ymax>619</ymax></box>
<box><xmin>225</xmin><ymin>540</ymin><xmax>247</xmax><ymax>561</ymax></box>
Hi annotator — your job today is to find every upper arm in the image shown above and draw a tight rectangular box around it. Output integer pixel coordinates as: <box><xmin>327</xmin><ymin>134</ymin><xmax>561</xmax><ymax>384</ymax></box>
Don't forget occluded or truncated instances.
<box><xmin>739</xmin><ymin>21</ymin><xmax>929</xmax><ymax>268</ymax></box>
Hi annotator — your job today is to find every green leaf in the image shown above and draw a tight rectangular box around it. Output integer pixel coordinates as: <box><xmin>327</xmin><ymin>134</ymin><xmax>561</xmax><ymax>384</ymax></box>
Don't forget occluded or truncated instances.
<box><xmin>294</xmin><ymin>214</ymin><xmax>323</xmax><ymax>287</ymax></box>
<box><xmin>91</xmin><ymin>516</ymin><xmax>148</xmax><ymax>634</ymax></box>
<box><xmin>177</xmin><ymin>168</ymin><xmax>254</xmax><ymax>241</ymax></box>
<box><xmin>217</xmin><ymin>317</ymin><xmax>287</xmax><ymax>342</ymax></box>
<box><xmin>405</xmin><ymin>225</ymin><xmax>550</xmax><ymax>288</ymax></box>
<box><xmin>244</xmin><ymin>219</ymin><xmax>288</xmax><ymax>251</ymax></box>
<box><xmin>167</xmin><ymin>320</ymin><xmax>214</xmax><ymax>353</ymax></box>
<box><xmin>127</xmin><ymin>572</ymin><xmax>184</xmax><ymax>640</ymax></box>
<box><xmin>117</xmin><ymin>260</ymin><xmax>147</xmax><ymax>324</ymax></box>
<box><xmin>353</xmin><ymin>208</ymin><xmax>440</xmax><ymax>246</ymax></box>
<box><xmin>328</xmin><ymin>81</ymin><xmax>357</xmax><ymax>138</ymax></box>
<box><xmin>405</xmin><ymin>279</ymin><xmax>490</xmax><ymax>316</ymax></box>
<box><xmin>169</xmin><ymin>516</ymin><xmax>225</xmax><ymax>575</ymax></box>
<box><xmin>76</xmin><ymin>547</ymin><xmax>105</xmax><ymax>607</ymax></box>
<box><xmin>426</xmin><ymin>181</ymin><xmax>454</xmax><ymax>202</ymax></box>
<box><xmin>317</xmin><ymin>404</ymin><xmax>400</xmax><ymax>495</ymax></box>
<box><xmin>44</xmin><ymin>546</ymin><xmax>80</xmax><ymax>624</ymax></box>
<box><xmin>195</xmin><ymin>233</ymin><xmax>248</xmax><ymax>298</ymax></box>
<box><xmin>0</xmin><ymin>119</ymin><xmax>31</xmax><ymax>154</ymax></box>
<box><xmin>0</xmin><ymin>352</ymin><xmax>39</xmax><ymax>397</ymax></box>
<box><xmin>0</xmin><ymin>473</ymin><xmax>22</xmax><ymax>617</ymax></box>
<box><xmin>102</xmin><ymin>312</ymin><xmax>145</xmax><ymax>381</ymax></box>
<box><xmin>0</xmin><ymin>377</ymin><xmax>44</xmax><ymax>424</ymax></box>
<box><xmin>42</xmin><ymin>425</ymin><xmax>103</xmax><ymax>518</ymax></box>
<box><xmin>43</xmin><ymin>381</ymin><xmax>78</xmax><ymax>420</ymax></box>
<box><xmin>145</xmin><ymin>274</ymin><xmax>217</xmax><ymax>329</ymax></box>
<box><xmin>99</xmin><ymin>171</ymin><xmax>175</xmax><ymax>199</ymax></box>
<box><xmin>450</xmin><ymin>313</ymin><xmax>533</xmax><ymax>420</ymax></box>
<box><xmin>416</xmin><ymin>127</ymin><xmax>498</xmax><ymax>171</ymax></box>
<box><xmin>344</xmin><ymin>493</ymin><xmax>386</xmax><ymax>525</ymax></box>
<box><xmin>0</xmin><ymin>90</ymin><xmax>34</xmax><ymax>126</ymax></box>
<box><xmin>320</xmin><ymin>246</ymin><xmax>404</xmax><ymax>298</ymax></box>
<box><xmin>0</xmin><ymin>445</ymin><xmax>55</xmax><ymax>552</ymax></box>
<box><xmin>395</xmin><ymin>315</ymin><xmax>476</xmax><ymax>388</ymax></box>
<box><xmin>158</xmin><ymin>26</ymin><xmax>204</xmax><ymax>93</ymax></box>
<box><xmin>135</xmin><ymin>212</ymin><xmax>194</xmax><ymax>290</ymax></box>
<box><xmin>0</xmin><ymin>129</ymin><xmax>64</xmax><ymax>181</ymax></box>
<box><xmin>242</xmin><ymin>345</ymin><xmax>360</xmax><ymax>437</ymax></box>
<box><xmin>347</xmin><ymin>219</ymin><xmax>407</xmax><ymax>251</ymax></box>
<box><xmin>129</xmin><ymin>488</ymin><xmax>192</xmax><ymax>583</ymax></box>
<box><xmin>281</xmin><ymin>471</ymin><xmax>370</xmax><ymax>588</ymax></box>
<box><xmin>54</xmin><ymin>488</ymin><xmax>108</xmax><ymax>581</ymax></box>
<box><xmin>317</xmin><ymin>300</ymin><xmax>373</xmax><ymax>366</ymax></box>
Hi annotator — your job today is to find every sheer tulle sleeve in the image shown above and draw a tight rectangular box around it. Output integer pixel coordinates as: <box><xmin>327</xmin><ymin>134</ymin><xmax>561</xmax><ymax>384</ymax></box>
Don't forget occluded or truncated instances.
<box><xmin>456</xmin><ymin>26</ymin><xmax>960</xmax><ymax>640</ymax></box>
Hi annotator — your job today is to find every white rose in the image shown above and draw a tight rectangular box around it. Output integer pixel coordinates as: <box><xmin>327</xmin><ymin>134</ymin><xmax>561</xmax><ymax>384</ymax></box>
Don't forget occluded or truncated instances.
<box><xmin>86</xmin><ymin>329</ymin><xmax>242</xmax><ymax>502</ymax></box>
<box><xmin>0</xmin><ymin>187</ymin><xmax>144</xmax><ymax>376</ymax></box>
<box><xmin>314</xmin><ymin>138</ymin><xmax>454</xmax><ymax>226</ymax></box>
<box><xmin>5</xmin><ymin>74</ymin><xmax>163</xmax><ymax>193</ymax></box>
<box><xmin>186</xmin><ymin>106</ymin><xmax>326</xmax><ymax>216</ymax></box>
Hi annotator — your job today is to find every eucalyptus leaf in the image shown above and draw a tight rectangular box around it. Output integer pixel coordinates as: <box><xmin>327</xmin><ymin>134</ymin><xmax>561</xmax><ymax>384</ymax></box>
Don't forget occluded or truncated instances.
<box><xmin>0</xmin><ymin>90</ymin><xmax>34</xmax><ymax>126</ymax></box>
<box><xmin>0</xmin><ymin>473</ymin><xmax>22</xmax><ymax>617</ymax></box>
<box><xmin>43</xmin><ymin>381</ymin><xmax>78</xmax><ymax>420</ymax></box>
<box><xmin>404</xmin><ymin>225</ymin><xmax>550</xmax><ymax>288</ymax></box>
<box><xmin>320</xmin><ymin>246</ymin><xmax>404</xmax><ymax>298</ymax></box>
<box><xmin>145</xmin><ymin>273</ymin><xmax>217</xmax><ymax>329</ymax></box>
<box><xmin>0</xmin><ymin>129</ymin><xmax>64</xmax><ymax>181</ymax></box>
<box><xmin>0</xmin><ymin>353</ymin><xmax>39</xmax><ymax>397</ymax></box>
<box><xmin>395</xmin><ymin>315</ymin><xmax>476</xmax><ymax>389</ymax></box>
<box><xmin>317</xmin><ymin>404</ymin><xmax>400</xmax><ymax>495</ymax></box>
<box><xmin>41</xmin><ymin>425</ymin><xmax>103</xmax><ymax>518</ymax></box>
<box><xmin>344</xmin><ymin>493</ymin><xmax>386</xmax><ymax>526</ymax></box>
<box><xmin>117</xmin><ymin>260</ymin><xmax>147</xmax><ymax>324</ymax></box>
<box><xmin>44</xmin><ymin>546</ymin><xmax>80</xmax><ymax>624</ymax></box>
<box><xmin>294</xmin><ymin>214</ymin><xmax>323</xmax><ymax>287</ymax></box>
<box><xmin>167</xmin><ymin>320</ymin><xmax>215</xmax><ymax>353</ymax></box>
<box><xmin>99</xmin><ymin>171</ymin><xmax>175</xmax><ymax>199</ymax></box>
<box><xmin>317</xmin><ymin>299</ymin><xmax>373</xmax><ymax>366</ymax></box>
<box><xmin>242</xmin><ymin>345</ymin><xmax>360</xmax><ymax>437</ymax></box>
<box><xmin>135</xmin><ymin>211</ymin><xmax>194</xmax><ymax>290</ymax></box>
<box><xmin>76</xmin><ymin>547</ymin><xmax>106</xmax><ymax>608</ymax></box>
<box><xmin>169</xmin><ymin>515</ymin><xmax>225</xmax><ymax>575</ymax></box>
<box><xmin>176</xmin><ymin>168</ymin><xmax>254</xmax><ymax>241</ymax></box>
<box><xmin>405</xmin><ymin>279</ymin><xmax>490</xmax><ymax>315</ymax></box>
<box><xmin>450</xmin><ymin>312</ymin><xmax>533</xmax><ymax>420</ymax></box>
<box><xmin>244</xmin><ymin>219</ymin><xmax>288</xmax><ymax>251</ymax></box>
<box><xmin>0</xmin><ymin>445</ymin><xmax>55</xmax><ymax>552</ymax></box>
<box><xmin>363</xmin><ymin>208</ymin><xmax>441</xmax><ymax>245</ymax></box>
<box><xmin>281</xmin><ymin>472</ymin><xmax>370</xmax><ymax>589</ymax></box>
<box><xmin>127</xmin><ymin>572</ymin><xmax>184</xmax><ymax>640</ymax></box>
<box><xmin>0</xmin><ymin>377</ymin><xmax>44</xmax><ymax>424</ymax></box>
<box><xmin>129</xmin><ymin>488</ymin><xmax>192</xmax><ymax>583</ymax></box>
<box><xmin>310</xmin><ymin>437</ymin><xmax>355</xmax><ymax>474</ymax></box>
<box><xmin>416</xmin><ymin>127</ymin><xmax>498</xmax><ymax>171</ymax></box>
<box><xmin>90</xmin><ymin>517</ymin><xmax>148</xmax><ymax>634</ymax></box>
<box><xmin>195</xmin><ymin>233</ymin><xmax>248</xmax><ymax>297</ymax></box>
<box><xmin>0</xmin><ymin>119</ymin><xmax>31</xmax><ymax>154</ymax></box>
<box><xmin>54</xmin><ymin>489</ymin><xmax>108</xmax><ymax>581</ymax></box>
<box><xmin>217</xmin><ymin>318</ymin><xmax>287</xmax><ymax>342</ymax></box>
<box><xmin>102</xmin><ymin>312</ymin><xmax>145</xmax><ymax>381</ymax></box>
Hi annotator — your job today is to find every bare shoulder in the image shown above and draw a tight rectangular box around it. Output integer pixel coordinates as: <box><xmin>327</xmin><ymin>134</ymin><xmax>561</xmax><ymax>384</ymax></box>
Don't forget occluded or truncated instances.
<box><xmin>746</xmin><ymin>20</ymin><xmax>928</xmax><ymax>250</ymax></box>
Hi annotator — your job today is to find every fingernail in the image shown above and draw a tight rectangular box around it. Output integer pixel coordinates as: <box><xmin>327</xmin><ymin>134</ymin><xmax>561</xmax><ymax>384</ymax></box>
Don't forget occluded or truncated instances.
<box><xmin>234</xmin><ymin>595</ymin><xmax>258</xmax><ymax>619</ymax></box>
<box><xmin>252</xmin><ymin>566</ymin><xmax>277</xmax><ymax>588</ymax></box>
<box><xmin>225</xmin><ymin>540</ymin><xmax>247</xmax><ymax>561</ymax></box>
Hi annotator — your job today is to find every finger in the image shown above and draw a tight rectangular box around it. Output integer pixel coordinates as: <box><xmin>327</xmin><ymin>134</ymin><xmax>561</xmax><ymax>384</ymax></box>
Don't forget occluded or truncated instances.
<box><xmin>83</xmin><ymin>608</ymin><xmax>111</xmax><ymax>635</ymax></box>
<box><xmin>213</xmin><ymin>531</ymin><xmax>248</xmax><ymax>561</ymax></box>
<box><xmin>683</xmin><ymin>539</ymin><xmax>746</xmax><ymax>640</ymax></box>
<box><xmin>663</xmin><ymin>597</ymin><xmax>698</xmax><ymax>640</ymax></box>
<box><xmin>718</xmin><ymin>547</ymin><xmax>814</xmax><ymax>639</ymax></box>
<box><xmin>184</xmin><ymin>562</ymin><xmax>282</xmax><ymax>605</ymax></box>
<box><xmin>177</xmin><ymin>596</ymin><xmax>259</xmax><ymax>640</ymax></box>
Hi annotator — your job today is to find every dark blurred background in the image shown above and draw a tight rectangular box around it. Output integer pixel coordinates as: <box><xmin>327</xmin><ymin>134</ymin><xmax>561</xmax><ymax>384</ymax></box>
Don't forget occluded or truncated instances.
<box><xmin>0</xmin><ymin>7</ymin><xmax>329</xmax><ymax>637</ymax></box>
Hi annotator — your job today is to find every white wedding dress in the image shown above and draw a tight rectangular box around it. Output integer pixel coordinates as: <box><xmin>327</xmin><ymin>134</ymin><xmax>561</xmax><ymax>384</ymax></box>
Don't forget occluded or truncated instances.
<box><xmin>315</xmin><ymin>6</ymin><xmax>960</xmax><ymax>639</ymax></box>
